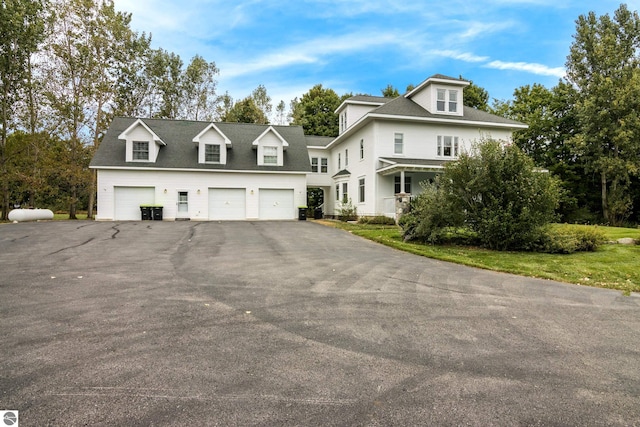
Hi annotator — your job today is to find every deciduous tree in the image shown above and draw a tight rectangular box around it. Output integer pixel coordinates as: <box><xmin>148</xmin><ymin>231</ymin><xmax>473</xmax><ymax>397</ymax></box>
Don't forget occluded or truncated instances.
<box><xmin>566</xmin><ymin>3</ymin><xmax>640</xmax><ymax>224</ymax></box>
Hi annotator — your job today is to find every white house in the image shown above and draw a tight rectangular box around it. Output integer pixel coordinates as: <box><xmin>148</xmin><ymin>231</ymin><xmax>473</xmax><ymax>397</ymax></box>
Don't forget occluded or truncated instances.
<box><xmin>90</xmin><ymin>74</ymin><xmax>526</xmax><ymax>221</ymax></box>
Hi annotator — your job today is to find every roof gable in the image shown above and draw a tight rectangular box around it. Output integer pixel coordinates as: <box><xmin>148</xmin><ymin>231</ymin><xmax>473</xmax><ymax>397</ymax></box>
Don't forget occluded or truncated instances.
<box><xmin>405</xmin><ymin>74</ymin><xmax>469</xmax><ymax>100</ymax></box>
<box><xmin>118</xmin><ymin>118</ymin><xmax>166</xmax><ymax>145</ymax></box>
<box><xmin>252</xmin><ymin>126</ymin><xmax>289</xmax><ymax>150</ymax></box>
<box><xmin>192</xmin><ymin>123</ymin><xmax>232</xmax><ymax>147</ymax></box>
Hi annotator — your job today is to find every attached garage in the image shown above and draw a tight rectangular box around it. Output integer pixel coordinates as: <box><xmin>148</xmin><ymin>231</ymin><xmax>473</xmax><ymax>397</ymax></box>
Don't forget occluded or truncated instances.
<box><xmin>209</xmin><ymin>188</ymin><xmax>246</xmax><ymax>220</ymax></box>
<box><xmin>114</xmin><ymin>186</ymin><xmax>155</xmax><ymax>220</ymax></box>
<box><xmin>259</xmin><ymin>189</ymin><xmax>294</xmax><ymax>220</ymax></box>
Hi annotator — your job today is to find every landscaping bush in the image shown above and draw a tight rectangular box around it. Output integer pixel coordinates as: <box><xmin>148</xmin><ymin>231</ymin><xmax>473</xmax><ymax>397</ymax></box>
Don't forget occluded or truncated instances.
<box><xmin>358</xmin><ymin>215</ymin><xmax>396</xmax><ymax>225</ymax></box>
<box><xmin>537</xmin><ymin>224</ymin><xmax>607</xmax><ymax>253</ymax></box>
<box><xmin>337</xmin><ymin>198</ymin><xmax>358</xmax><ymax>221</ymax></box>
<box><xmin>401</xmin><ymin>139</ymin><xmax>561</xmax><ymax>251</ymax></box>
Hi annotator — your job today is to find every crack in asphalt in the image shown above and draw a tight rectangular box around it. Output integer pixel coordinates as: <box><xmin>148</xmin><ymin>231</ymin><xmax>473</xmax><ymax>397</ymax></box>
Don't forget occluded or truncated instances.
<box><xmin>48</xmin><ymin>237</ymin><xmax>95</xmax><ymax>255</ymax></box>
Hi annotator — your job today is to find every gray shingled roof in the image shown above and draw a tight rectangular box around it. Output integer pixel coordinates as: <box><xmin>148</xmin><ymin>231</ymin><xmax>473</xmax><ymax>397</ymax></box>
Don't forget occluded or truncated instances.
<box><xmin>371</xmin><ymin>97</ymin><xmax>526</xmax><ymax>127</ymax></box>
<box><xmin>305</xmin><ymin>135</ymin><xmax>334</xmax><ymax>147</ymax></box>
<box><xmin>332</xmin><ymin>169</ymin><xmax>351</xmax><ymax>178</ymax></box>
<box><xmin>91</xmin><ymin>117</ymin><xmax>311</xmax><ymax>172</ymax></box>
<box><xmin>346</xmin><ymin>95</ymin><xmax>392</xmax><ymax>104</ymax></box>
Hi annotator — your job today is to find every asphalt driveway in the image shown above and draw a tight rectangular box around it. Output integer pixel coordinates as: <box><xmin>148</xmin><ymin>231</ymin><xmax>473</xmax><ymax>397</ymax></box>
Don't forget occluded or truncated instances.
<box><xmin>1</xmin><ymin>220</ymin><xmax>639</xmax><ymax>426</ymax></box>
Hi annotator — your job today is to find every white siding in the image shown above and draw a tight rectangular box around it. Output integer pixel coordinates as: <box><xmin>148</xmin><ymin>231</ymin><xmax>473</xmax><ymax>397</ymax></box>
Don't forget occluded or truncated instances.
<box><xmin>96</xmin><ymin>169</ymin><xmax>306</xmax><ymax>221</ymax></box>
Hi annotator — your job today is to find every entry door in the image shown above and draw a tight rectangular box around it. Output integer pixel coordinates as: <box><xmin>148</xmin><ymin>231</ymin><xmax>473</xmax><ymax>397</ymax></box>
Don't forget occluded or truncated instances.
<box><xmin>177</xmin><ymin>191</ymin><xmax>189</xmax><ymax>219</ymax></box>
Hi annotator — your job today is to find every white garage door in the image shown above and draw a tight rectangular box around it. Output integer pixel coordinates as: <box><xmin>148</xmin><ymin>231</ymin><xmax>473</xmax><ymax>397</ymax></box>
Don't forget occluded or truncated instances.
<box><xmin>259</xmin><ymin>189</ymin><xmax>294</xmax><ymax>220</ymax></box>
<box><xmin>114</xmin><ymin>186</ymin><xmax>155</xmax><ymax>220</ymax></box>
<box><xmin>209</xmin><ymin>188</ymin><xmax>246</xmax><ymax>220</ymax></box>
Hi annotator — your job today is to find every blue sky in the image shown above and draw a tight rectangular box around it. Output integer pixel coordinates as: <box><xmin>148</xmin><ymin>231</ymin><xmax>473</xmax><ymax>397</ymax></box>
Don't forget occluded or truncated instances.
<box><xmin>111</xmin><ymin>0</ymin><xmax>639</xmax><ymax>114</ymax></box>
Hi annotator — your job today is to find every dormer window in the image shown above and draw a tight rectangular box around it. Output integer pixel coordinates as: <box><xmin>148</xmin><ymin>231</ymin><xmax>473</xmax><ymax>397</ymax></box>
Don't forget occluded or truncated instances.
<box><xmin>437</xmin><ymin>89</ymin><xmax>446</xmax><ymax>112</ymax></box>
<box><xmin>119</xmin><ymin>119</ymin><xmax>165</xmax><ymax>163</ymax></box>
<box><xmin>263</xmin><ymin>146</ymin><xmax>278</xmax><ymax>164</ymax></box>
<box><xmin>205</xmin><ymin>144</ymin><xmax>221</xmax><ymax>163</ymax></box>
<box><xmin>437</xmin><ymin>88</ymin><xmax>459</xmax><ymax>113</ymax></box>
<box><xmin>133</xmin><ymin>141</ymin><xmax>149</xmax><ymax>160</ymax></box>
<box><xmin>449</xmin><ymin>91</ymin><xmax>458</xmax><ymax>112</ymax></box>
<box><xmin>193</xmin><ymin>123</ymin><xmax>232</xmax><ymax>165</ymax></box>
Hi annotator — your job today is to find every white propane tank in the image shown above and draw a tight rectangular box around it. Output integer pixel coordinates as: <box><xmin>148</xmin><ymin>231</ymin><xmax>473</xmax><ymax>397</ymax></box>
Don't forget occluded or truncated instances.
<box><xmin>8</xmin><ymin>209</ymin><xmax>54</xmax><ymax>222</ymax></box>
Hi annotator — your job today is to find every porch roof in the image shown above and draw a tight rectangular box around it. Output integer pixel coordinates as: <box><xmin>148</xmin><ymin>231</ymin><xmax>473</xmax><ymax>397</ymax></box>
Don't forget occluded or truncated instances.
<box><xmin>377</xmin><ymin>157</ymin><xmax>447</xmax><ymax>176</ymax></box>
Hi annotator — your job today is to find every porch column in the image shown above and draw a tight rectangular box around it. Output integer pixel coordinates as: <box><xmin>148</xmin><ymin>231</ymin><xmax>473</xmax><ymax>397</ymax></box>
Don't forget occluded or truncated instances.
<box><xmin>395</xmin><ymin>169</ymin><xmax>410</xmax><ymax>223</ymax></box>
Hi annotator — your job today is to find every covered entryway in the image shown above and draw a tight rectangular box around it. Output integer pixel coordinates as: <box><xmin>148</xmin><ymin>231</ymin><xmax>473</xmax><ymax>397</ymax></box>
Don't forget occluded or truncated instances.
<box><xmin>114</xmin><ymin>186</ymin><xmax>155</xmax><ymax>220</ymax></box>
<box><xmin>259</xmin><ymin>189</ymin><xmax>294</xmax><ymax>220</ymax></box>
<box><xmin>209</xmin><ymin>188</ymin><xmax>246</xmax><ymax>220</ymax></box>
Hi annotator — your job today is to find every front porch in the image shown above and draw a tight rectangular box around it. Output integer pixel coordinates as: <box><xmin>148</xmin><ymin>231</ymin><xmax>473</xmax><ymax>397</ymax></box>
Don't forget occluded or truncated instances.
<box><xmin>377</xmin><ymin>158</ymin><xmax>447</xmax><ymax>219</ymax></box>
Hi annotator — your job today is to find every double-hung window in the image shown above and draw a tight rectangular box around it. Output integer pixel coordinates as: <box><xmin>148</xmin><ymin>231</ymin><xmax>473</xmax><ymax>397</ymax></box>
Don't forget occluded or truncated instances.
<box><xmin>320</xmin><ymin>158</ymin><xmax>328</xmax><ymax>173</ymax></box>
<box><xmin>345</xmin><ymin>149</ymin><xmax>349</xmax><ymax>167</ymax></box>
<box><xmin>205</xmin><ymin>144</ymin><xmax>220</xmax><ymax>163</ymax></box>
<box><xmin>436</xmin><ymin>89</ymin><xmax>446</xmax><ymax>112</ymax></box>
<box><xmin>360</xmin><ymin>139</ymin><xmax>364</xmax><ymax>160</ymax></box>
<box><xmin>449</xmin><ymin>90</ymin><xmax>458</xmax><ymax>113</ymax></box>
<box><xmin>336</xmin><ymin>184</ymin><xmax>340</xmax><ymax>201</ymax></box>
<box><xmin>394</xmin><ymin>133</ymin><xmax>403</xmax><ymax>155</ymax></box>
<box><xmin>263</xmin><ymin>146</ymin><xmax>277</xmax><ymax>164</ymax></box>
<box><xmin>311</xmin><ymin>157</ymin><xmax>328</xmax><ymax>173</ymax></box>
<box><xmin>436</xmin><ymin>89</ymin><xmax>459</xmax><ymax>113</ymax></box>
<box><xmin>133</xmin><ymin>141</ymin><xmax>149</xmax><ymax>160</ymax></box>
<box><xmin>342</xmin><ymin>182</ymin><xmax>348</xmax><ymax>203</ymax></box>
<box><xmin>338</xmin><ymin>153</ymin><xmax>341</xmax><ymax>170</ymax></box>
<box><xmin>437</xmin><ymin>136</ymin><xmax>460</xmax><ymax>158</ymax></box>
<box><xmin>358</xmin><ymin>178</ymin><xmax>365</xmax><ymax>203</ymax></box>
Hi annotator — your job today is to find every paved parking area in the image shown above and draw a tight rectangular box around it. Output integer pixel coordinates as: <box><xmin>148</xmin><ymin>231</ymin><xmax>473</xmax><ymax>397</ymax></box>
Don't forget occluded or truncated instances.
<box><xmin>1</xmin><ymin>220</ymin><xmax>639</xmax><ymax>426</ymax></box>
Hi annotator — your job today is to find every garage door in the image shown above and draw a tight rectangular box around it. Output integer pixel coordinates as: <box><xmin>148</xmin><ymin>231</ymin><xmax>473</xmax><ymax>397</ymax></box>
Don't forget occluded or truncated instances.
<box><xmin>114</xmin><ymin>187</ymin><xmax>155</xmax><ymax>220</ymax></box>
<box><xmin>259</xmin><ymin>189</ymin><xmax>294</xmax><ymax>220</ymax></box>
<box><xmin>209</xmin><ymin>188</ymin><xmax>246</xmax><ymax>220</ymax></box>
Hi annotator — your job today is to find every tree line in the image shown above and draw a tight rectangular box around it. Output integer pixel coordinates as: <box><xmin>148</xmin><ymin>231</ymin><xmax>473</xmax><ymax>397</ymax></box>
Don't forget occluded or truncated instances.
<box><xmin>2</xmin><ymin>1</ymin><xmax>639</xmax><ymax>225</ymax></box>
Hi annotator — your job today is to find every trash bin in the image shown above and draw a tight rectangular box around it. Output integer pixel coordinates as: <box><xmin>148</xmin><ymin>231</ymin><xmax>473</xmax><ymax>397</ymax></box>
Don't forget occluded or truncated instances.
<box><xmin>298</xmin><ymin>207</ymin><xmax>307</xmax><ymax>221</ymax></box>
<box><xmin>314</xmin><ymin>207</ymin><xmax>323</xmax><ymax>219</ymax></box>
<box><xmin>152</xmin><ymin>206</ymin><xmax>163</xmax><ymax>220</ymax></box>
<box><xmin>140</xmin><ymin>206</ymin><xmax>152</xmax><ymax>220</ymax></box>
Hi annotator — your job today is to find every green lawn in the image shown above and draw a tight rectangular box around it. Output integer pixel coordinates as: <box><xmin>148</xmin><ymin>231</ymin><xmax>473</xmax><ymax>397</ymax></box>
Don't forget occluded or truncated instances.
<box><xmin>318</xmin><ymin>220</ymin><xmax>640</xmax><ymax>294</ymax></box>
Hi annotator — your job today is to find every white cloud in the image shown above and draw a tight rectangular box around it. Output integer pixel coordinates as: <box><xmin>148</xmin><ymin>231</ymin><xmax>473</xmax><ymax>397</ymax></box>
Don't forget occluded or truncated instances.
<box><xmin>220</xmin><ymin>30</ymin><xmax>410</xmax><ymax>79</ymax></box>
<box><xmin>430</xmin><ymin>50</ymin><xmax>490</xmax><ymax>63</ymax></box>
<box><xmin>485</xmin><ymin>60</ymin><xmax>566</xmax><ymax>77</ymax></box>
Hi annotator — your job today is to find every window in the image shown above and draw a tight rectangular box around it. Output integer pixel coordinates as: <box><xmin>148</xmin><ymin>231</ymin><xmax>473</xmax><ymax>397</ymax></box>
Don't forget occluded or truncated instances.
<box><xmin>338</xmin><ymin>153</ymin><xmax>341</xmax><ymax>170</ymax></box>
<box><xmin>394</xmin><ymin>133</ymin><xmax>403</xmax><ymax>154</ymax></box>
<box><xmin>437</xmin><ymin>89</ymin><xmax>446</xmax><ymax>112</ymax></box>
<box><xmin>345</xmin><ymin>149</ymin><xmax>349</xmax><ymax>167</ymax></box>
<box><xmin>395</xmin><ymin>176</ymin><xmax>412</xmax><ymax>194</ymax></box>
<box><xmin>340</xmin><ymin>111</ymin><xmax>348</xmax><ymax>133</ymax></box>
<box><xmin>358</xmin><ymin>178</ymin><xmax>365</xmax><ymax>203</ymax></box>
<box><xmin>437</xmin><ymin>136</ymin><xmax>460</xmax><ymax>158</ymax></box>
<box><xmin>342</xmin><ymin>182</ymin><xmax>348</xmax><ymax>203</ymax></box>
<box><xmin>437</xmin><ymin>89</ymin><xmax>459</xmax><ymax>113</ymax></box>
<box><xmin>449</xmin><ymin>90</ymin><xmax>458</xmax><ymax>113</ymax></box>
<box><xmin>263</xmin><ymin>146</ymin><xmax>277</xmax><ymax>164</ymax></box>
<box><xmin>205</xmin><ymin>144</ymin><xmax>220</xmax><ymax>163</ymax></box>
<box><xmin>360</xmin><ymin>139</ymin><xmax>364</xmax><ymax>160</ymax></box>
<box><xmin>133</xmin><ymin>141</ymin><xmax>149</xmax><ymax>160</ymax></box>
<box><xmin>336</xmin><ymin>184</ymin><xmax>340</xmax><ymax>201</ymax></box>
<box><xmin>311</xmin><ymin>157</ymin><xmax>328</xmax><ymax>173</ymax></box>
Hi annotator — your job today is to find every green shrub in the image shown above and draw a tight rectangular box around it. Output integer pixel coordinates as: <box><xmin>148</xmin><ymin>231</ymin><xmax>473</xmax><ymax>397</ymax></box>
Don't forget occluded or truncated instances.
<box><xmin>538</xmin><ymin>224</ymin><xmax>607</xmax><ymax>253</ymax></box>
<box><xmin>401</xmin><ymin>139</ymin><xmax>561</xmax><ymax>251</ymax></box>
<box><xmin>337</xmin><ymin>198</ymin><xmax>358</xmax><ymax>221</ymax></box>
<box><xmin>358</xmin><ymin>215</ymin><xmax>396</xmax><ymax>225</ymax></box>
